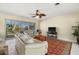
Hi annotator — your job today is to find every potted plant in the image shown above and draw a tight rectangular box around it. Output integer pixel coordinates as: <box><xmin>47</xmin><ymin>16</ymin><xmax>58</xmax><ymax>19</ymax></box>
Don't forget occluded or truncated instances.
<box><xmin>72</xmin><ymin>22</ymin><xmax>79</xmax><ymax>44</ymax></box>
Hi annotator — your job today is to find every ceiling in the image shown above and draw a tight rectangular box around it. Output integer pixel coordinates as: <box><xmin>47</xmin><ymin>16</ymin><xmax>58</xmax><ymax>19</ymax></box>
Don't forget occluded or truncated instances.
<box><xmin>0</xmin><ymin>3</ymin><xmax>79</xmax><ymax>19</ymax></box>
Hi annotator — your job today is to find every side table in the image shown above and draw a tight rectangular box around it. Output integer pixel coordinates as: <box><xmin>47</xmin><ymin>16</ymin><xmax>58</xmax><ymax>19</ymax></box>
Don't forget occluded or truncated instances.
<box><xmin>0</xmin><ymin>44</ymin><xmax>8</xmax><ymax>55</ymax></box>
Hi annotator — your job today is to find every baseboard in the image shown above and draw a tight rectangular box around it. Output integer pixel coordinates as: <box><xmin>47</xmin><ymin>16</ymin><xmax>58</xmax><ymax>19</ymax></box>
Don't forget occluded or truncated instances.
<box><xmin>58</xmin><ymin>37</ymin><xmax>77</xmax><ymax>43</ymax></box>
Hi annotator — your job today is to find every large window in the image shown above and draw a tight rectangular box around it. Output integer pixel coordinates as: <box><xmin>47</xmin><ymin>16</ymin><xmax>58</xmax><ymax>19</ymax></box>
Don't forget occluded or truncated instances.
<box><xmin>5</xmin><ymin>19</ymin><xmax>35</xmax><ymax>37</ymax></box>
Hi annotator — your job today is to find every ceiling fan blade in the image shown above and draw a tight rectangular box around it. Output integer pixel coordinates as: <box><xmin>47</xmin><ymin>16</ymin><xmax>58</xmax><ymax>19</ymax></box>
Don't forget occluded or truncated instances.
<box><xmin>32</xmin><ymin>16</ymin><xmax>36</xmax><ymax>18</ymax></box>
<box><xmin>40</xmin><ymin>14</ymin><xmax>46</xmax><ymax>16</ymax></box>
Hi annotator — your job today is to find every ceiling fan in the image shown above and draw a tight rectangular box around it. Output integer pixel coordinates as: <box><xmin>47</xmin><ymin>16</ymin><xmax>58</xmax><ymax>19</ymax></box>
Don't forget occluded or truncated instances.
<box><xmin>31</xmin><ymin>10</ymin><xmax>46</xmax><ymax>18</ymax></box>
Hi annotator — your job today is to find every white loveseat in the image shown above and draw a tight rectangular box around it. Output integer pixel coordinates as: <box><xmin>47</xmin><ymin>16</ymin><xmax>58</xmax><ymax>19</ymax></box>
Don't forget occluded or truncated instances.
<box><xmin>15</xmin><ymin>32</ymin><xmax>48</xmax><ymax>55</ymax></box>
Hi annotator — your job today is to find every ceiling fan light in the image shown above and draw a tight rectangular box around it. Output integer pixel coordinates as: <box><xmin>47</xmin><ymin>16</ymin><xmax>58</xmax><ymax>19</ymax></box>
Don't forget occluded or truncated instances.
<box><xmin>35</xmin><ymin>16</ymin><xmax>39</xmax><ymax>19</ymax></box>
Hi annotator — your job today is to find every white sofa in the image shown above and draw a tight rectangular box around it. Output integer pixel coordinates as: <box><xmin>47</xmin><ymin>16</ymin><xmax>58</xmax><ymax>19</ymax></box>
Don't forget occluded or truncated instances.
<box><xmin>15</xmin><ymin>33</ymin><xmax>48</xmax><ymax>55</ymax></box>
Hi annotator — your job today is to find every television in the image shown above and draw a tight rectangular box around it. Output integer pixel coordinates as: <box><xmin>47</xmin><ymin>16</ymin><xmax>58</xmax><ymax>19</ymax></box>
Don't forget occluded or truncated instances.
<box><xmin>48</xmin><ymin>27</ymin><xmax>56</xmax><ymax>32</ymax></box>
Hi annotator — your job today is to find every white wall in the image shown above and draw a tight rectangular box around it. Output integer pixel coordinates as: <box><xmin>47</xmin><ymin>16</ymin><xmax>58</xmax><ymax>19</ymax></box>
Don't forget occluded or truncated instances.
<box><xmin>0</xmin><ymin>13</ymin><xmax>38</xmax><ymax>41</ymax></box>
<box><xmin>40</xmin><ymin>14</ymin><xmax>79</xmax><ymax>42</ymax></box>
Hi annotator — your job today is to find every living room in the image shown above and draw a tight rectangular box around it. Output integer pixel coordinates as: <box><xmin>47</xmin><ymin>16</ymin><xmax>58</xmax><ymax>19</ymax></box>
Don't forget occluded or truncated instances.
<box><xmin>0</xmin><ymin>3</ymin><xmax>79</xmax><ymax>55</ymax></box>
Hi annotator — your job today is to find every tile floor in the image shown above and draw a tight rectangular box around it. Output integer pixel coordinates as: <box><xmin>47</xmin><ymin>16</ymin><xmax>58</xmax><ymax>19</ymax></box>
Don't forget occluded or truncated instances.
<box><xmin>5</xmin><ymin>38</ymin><xmax>79</xmax><ymax>55</ymax></box>
<box><xmin>71</xmin><ymin>43</ymin><xmax>79</xmax><ymax>55</ymax></box>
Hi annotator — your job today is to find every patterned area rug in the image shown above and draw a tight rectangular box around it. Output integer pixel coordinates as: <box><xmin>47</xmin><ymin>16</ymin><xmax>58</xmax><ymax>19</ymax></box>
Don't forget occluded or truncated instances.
<box><xmin>34</xmin><ymin>35</ymin><xmax>72</xmax><ymax>55</ymax></box>
<box><xmin>47</xmin><ymin>38</ymin><xmax>72</xmax><ymax>55</ymax></box>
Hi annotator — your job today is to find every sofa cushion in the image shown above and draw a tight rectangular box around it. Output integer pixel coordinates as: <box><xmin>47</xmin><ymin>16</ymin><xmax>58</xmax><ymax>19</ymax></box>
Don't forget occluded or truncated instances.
<box><xmin>20</xmin><ymin>34</ymin><xmax>29</xmax><ymax>41</ymax></box>
<box><xmin>26</xmin><ymin>38</ymin><xmax>34</xmax><ymax>44</ymax></box>
<box><xmin>19</xmin><ymin>33</ymin><xmax>34</xmax><ymax>44</ymax></box>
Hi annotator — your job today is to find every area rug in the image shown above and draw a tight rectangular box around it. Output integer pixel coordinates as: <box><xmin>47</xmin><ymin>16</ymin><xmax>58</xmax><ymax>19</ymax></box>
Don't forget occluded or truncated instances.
<box><xmin>47</xmin><ymin>38</ymin><xmax>72</xmax><ymax>55</ymax></box>
<box><xmin>34</xmin><ymin>35</ymin><xmax>72</xmax><ymax>55</ymax></box>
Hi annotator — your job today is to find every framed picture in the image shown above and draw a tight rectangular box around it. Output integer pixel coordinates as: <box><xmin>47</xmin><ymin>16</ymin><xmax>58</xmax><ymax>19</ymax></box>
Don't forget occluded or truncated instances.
<box><xmin>5</xmin><ymin>19</ymin><xmax>35</xmax><ymax>37</ymax></box>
